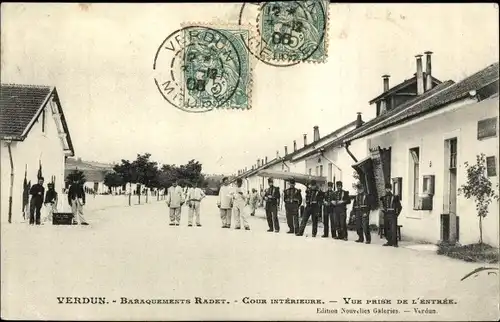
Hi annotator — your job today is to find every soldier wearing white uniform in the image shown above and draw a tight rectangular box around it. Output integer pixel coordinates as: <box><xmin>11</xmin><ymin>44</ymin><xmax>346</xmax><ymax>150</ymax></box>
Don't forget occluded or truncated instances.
<box><xmin>217</xmin><ymin>177</ymin><xmax>233</xmax><ymax>228</ymax></box>
<box><xmin>185</xmin><ymin>184</ymin><xmax>194</xmax><ymax>221</ymax></box>
<box><xmin>167</xmin><ymin>180</ymin><xmax>185</xmax><ymax>226</ymax></box>
<box><xmin>186</xmin><ymin>182</ymin><xmax>205</xmax><ymax>227</ymax></box>
<box><xmin>232</xmin><ymin>178</ymin><xmax>251</xmax><ymax>230</ymax></box>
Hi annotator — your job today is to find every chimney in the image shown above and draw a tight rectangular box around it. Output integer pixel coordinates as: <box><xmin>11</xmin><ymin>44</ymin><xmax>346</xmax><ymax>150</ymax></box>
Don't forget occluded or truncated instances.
<box><xmin>293</xmin><ymin>140</ymin><xmax>297</xmax><ymax>151</ymax></box>
<box><xmin>265</xmin><ymin>156</ymin><xmax>268</xmax><ymax>164</ymax></box>
<box><xmin>303</xmin><ymin>134</ymin><xmax>307</xmax><ymax>146</ymax></box>
<box><xmin>252</xmin><ymin>165</ymin><xmax>255</xmax><ymax>170</ymax></box>
<box><xmin>379</xmin><ymin>75</ymin><xmax>390</xmax><ymax>115</ymax></box>
<box><xmin>276</xmin><ymin>150</ymin><xmax>280</xmax><ymax>159</ymax></box>
<box><xmin>382</xmin><ymin>74</ymin><xmax>390</xmax><ymax>92</ymax></box>
<box><xmin>415</xmin><ymin>54</ymin><xmax>424</xmax><ymax>95</ymax></box>
<box><xmin>355</xmin><ymin>112</ymin><xmax>363</xmax><ymax>128</ymax></box>
<box><xmin>284</xmin><ymin>145</ymin><xmax>288</xmax><ymax>156</ymax></box>
<box><xmin>313</xmin><ymin>126</ymin><xmax>320</xmax><ymax>141</ymax></box>
<box><xmin>424</xmin><ymin>51</ymin><xmax>433</xmax><ymax>91</ymax></box>
<box><xmin>257</xmin><ymin>159</ymin><xmax>260</xmax><ymax>167</ymax></box>
<box><xmin>245</xmin><ymin>167</ymin><xmax>247</xmax><ymax>172</ymax></box>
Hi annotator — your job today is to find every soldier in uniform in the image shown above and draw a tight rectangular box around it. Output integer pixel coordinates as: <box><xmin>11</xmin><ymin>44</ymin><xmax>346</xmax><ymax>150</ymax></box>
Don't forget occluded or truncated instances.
<box><xmin>352</xmin><ymin>183</ymin><xmax>374</xmax><ymax>244</ymax></box>
<box><xmin>297</xmin><ymin>180</ymin><xmax>323</xmax><ymax>237</ymax></box>
<box><xmin>321</xmin><ymin>182</ymin><xmax>336</xmax><ymax>238</ymax></box>
<box><xmin>380</xmin><ymin>183</ymin><xmax>402</xmax><ymax>247</ymax></box>
<box><xmin>264</xmin><ymin>178</ymin><xmax>281</xmax><ymax>233</ymax></box>
<box><xmin>284</xmin><ymin>179</ymin><xmax>302</xmax><ymax>234</ymax></box>
<box><xmin>332</xmin><ymin>181</ymin><xmax>351</xmax><ymax>241</ymax></box>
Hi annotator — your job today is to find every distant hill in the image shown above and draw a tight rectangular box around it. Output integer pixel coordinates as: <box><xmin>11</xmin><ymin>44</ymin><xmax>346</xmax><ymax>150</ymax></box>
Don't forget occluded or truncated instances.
<box><xmin>65</xmin><ymin>157</ymin><xmax>114</xmax><ymax>182</ymax></box>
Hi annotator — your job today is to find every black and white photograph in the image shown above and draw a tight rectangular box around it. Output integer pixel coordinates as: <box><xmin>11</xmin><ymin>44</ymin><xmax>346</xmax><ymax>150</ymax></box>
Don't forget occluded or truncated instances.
<box><xmin>0</xmin><ymin>2</ymin><xmax>499</xmax><ymax>321</ymax></box>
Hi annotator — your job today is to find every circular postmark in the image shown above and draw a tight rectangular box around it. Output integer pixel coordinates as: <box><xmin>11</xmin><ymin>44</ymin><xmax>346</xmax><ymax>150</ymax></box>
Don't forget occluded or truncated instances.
<box><xmin>238</xmin><ymin>0</ymin><xmax>327</xmax><ymax>67</ymax></box>
<box><xmin>153</xmin><ymin>26</ymin><xmax>243</xmax><ymax>112</ymax></box>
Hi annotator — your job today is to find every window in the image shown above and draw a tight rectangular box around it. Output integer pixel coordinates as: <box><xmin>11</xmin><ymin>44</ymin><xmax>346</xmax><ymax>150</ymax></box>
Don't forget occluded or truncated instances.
<box><xmin>42</xmin><ymin>109</ymin><xmax>46</xmax><ymax>133</ymax></box>
<box><xmin>328</xmin><ymin>163</ymin><xmax>333</xmax><ymax>182</ymax></box>
<box><xmin>410</xmin><ymin>147</ymin><xmax>420</xmax><ymax>209</ymax></box>
<box><xmin>392</xmin><ymin>177</ymin><xmax>402</xmax><ymax>198</ymax></box>
<box><xmin>449</xmin><ymin>138</ymin><xmax>457</xmax><ymax>169</ymax></box>
<box><xmin>486</xmin><ymin>156</ymin><xmax>497</xmax><ymax>177</ymax></box>
<box><xmin>319</xmin><ymin>165</ymin><xmax>323</xmax><ymax>177</ymax></box>
<box><xmin>315</xmin><ymin>166</ymin><xmax>319</xmax><ymax>176</ymax></box>
<box><xmin>308</xmin><ymin>168</ymin><xmax>312</xmax><ymax>175</ymax></box>
<box><xmin>477</xmin><ymin>117</ymin><xmax>497</xmax><ymax>140</ymax></box>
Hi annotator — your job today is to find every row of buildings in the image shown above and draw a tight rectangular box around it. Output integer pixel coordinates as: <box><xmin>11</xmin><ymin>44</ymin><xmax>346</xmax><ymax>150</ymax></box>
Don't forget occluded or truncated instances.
<box><xmin>231</xmin><ymin>52</ymin><xmax>499</xmax><ymax>246</ymax></box>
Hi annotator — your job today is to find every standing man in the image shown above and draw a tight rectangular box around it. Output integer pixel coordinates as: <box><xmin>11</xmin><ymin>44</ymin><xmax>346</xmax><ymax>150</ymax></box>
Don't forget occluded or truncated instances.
<box><xmin>166</xmin><ymin>180</ymin><xmax>185</xmax><ymax>226</ymax></box>
<box><xmin>249</xmin><ymin>188</ymin><xmax>259</xmax><ymax>216</ymax></box>
<box><xmin>186</xmin><ymin>181</ymin><xmax>205</xmax><ymax>227</ymax></box>
<box><xmin>68</xmin><ymin>178</ymin><xmax>89</xmax><ymax>225</ymax></box>
<box><xmin>185</xmin><ymin>183</ymin><xmax>194</xmax><ymax>223</ymax></box>
<box><xmin>332</xmin><ymin>181</ymin><xmax>351</xmax><ymax>241</ymax></box>
<box><xmin>264</xmin><ymin>178</ymin><xmax>280</xmax><ymax>233</ymax></box>
<box><xmin>217</xmin><ymin>177</ymin><xmax>233</xmax><ymax>228</ymax></box>
<box><xmin>321</xmin><ymin>182</ymin><xmax>336</xmax><ymax>238</ymax></box>
<box><xmin>284</xmin><ymin>179</ymin><xmax>302</xmax><ymax>234</ymax></box>
<box><xmin>29</xmin><ymin>177</ymin><xmax>45</xmax><ymax>225</ymax></box>
<box><xmin>232</xmin><ymin>178</ymin><xmax>251</xmax><ymax>230</ymax></box>
<box><xmin>380</xmin><ymin>183</ymin><xmax>402</xmax><ymax>247</ymax></box>
<box><xmin>43</xmin><ymin>182</ymin><xmax>58</xmax><ymax>224</ymax></box>
<box><xmin>352</xmin><ymin>183</ymin><xmax>374</xmax><ymax>244</ymax></box>
<box><xmin>297</xmin><ymin>180</ymin><xmax>323</xmax><ymax>237</ymax></box>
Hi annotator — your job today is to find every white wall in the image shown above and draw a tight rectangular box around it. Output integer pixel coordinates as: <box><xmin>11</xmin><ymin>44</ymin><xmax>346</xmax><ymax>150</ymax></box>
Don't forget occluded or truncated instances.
<box><xmin>1</xmin><ymin>96</ymin><xmax>68</xmax><ymax>223</ymax></box>
<box><xmin>368</xmin><ymin>97</ymin><xmax>499</xmax><ymax>245</ymax></box>
<box><xmin>303</xmin><ymin>139</ymin><xmax>365</xmax><ymax>195</ymax></box>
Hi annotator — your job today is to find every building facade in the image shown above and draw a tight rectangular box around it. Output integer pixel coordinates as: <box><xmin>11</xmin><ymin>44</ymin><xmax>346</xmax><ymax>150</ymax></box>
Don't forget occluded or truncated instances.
<box><xmin>1</xmin><ymin>84</ymin><xmax>75</xmax><ymax>223</ymax></box>
<box><xmin>346</xmin><ymin>62</ymin><xmax>499</xmax><ymax>246</ymax></box>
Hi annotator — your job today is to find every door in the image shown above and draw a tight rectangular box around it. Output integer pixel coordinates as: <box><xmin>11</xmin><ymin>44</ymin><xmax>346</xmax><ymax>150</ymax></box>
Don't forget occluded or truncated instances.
<box><xmin>448</xmin><ymin>138</ymin><xmax>458</xmax><ymax>242</ymax></box>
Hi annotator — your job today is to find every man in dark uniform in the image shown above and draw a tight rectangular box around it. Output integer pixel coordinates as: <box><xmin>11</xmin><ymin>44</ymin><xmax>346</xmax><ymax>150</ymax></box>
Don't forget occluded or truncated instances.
<box><xmin>68</xmin><ymin>179</ymin><xmax>89</xmax><ymax>225</ymax></box>
<box><xmin>380</xmin><ymin>183</ymin><xmax>402</xmax><ymax>247</ymax></box>
<box><xmin>297</xmin><ymin>180</ymin><xmax>323</xmax><ymax>237</ymax></box>
<box><xmin>352</xmin><ymin>183</ymin><xmax>374</xmax><ymax>244</ymax></box>
<box><xmin>264</xmin><ymin>178</ymin><xmax>281</xmax><ymax>233</ymax></box>
<box><xmin>332</xmin><ymin>181</ymin><xmax>351</xmax><ymax>241</ymax></box>
<box><xmin>321</xmin><ymin>182</ymin><xmax>336</xmax><ymax>238</ymax></box>
<box><xmin>284</xmin><ymin>179</ymin><xmax>302</xmax><ymax>234</ymax></box>
<box><xmin>43</xmin><ymin>182</ymin><xmax>58</xmax><ymax>224</ymax></box>
<box><xmin>29</xmin><ymin>177</ymin><xmax>45</xmax><ymax>225</ymax></box>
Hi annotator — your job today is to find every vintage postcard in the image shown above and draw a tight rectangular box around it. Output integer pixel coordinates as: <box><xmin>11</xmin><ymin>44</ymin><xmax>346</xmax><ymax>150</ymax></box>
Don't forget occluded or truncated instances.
<box><xmin>1</xmin><ymin>2</ymin><xmax>499</xmax><ymax>321</ymax></box>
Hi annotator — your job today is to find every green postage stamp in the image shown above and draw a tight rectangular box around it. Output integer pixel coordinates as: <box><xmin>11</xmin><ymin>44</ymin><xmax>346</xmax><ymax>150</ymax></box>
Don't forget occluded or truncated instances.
<box><xmin>153</xmin><ymin>24</ymin><xmax>252</xmax><ymax>112</ymax></box>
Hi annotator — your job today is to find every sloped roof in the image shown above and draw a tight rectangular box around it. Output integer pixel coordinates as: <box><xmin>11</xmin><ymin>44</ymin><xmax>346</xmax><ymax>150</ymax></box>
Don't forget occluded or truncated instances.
<box><xmin>369</xmin><ymin>74</ymin><xmax>442</xmax><ymax>105</ymax></box>
<box><xmin>0</xmin><ymin>84</ymin><xmax>75</xmax><ymax>155</ymax></box>
<box><xmin>348</xmin><ymin>62</ymin><xmax>499</xmax><ymax>141</ymax></box>
<box><xmin>232</xmin><ymin>119</ymin><xmax>363</xmax><ymax>182</ymax></box>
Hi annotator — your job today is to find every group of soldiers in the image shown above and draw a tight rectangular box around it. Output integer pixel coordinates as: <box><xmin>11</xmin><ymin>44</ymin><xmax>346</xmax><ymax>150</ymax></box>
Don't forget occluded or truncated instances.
<box><xmin>166</xmin><ymin>180</ymin><xmax>206</xmax><ymax>227</ymax></box>
<box><xmin>27</xmin><ymin>176</ymin><xmax>89</xmax><ymax>226</ymax></box>
<box><xmin>262</xmin><ymin>178</ymin><xmax>402</xmax><ymax>247</ymax></box>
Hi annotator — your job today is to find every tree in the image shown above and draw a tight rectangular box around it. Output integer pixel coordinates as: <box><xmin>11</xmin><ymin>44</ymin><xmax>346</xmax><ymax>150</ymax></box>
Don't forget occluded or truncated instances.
<box><xmin>113</xmin><ymin>159</ymin><xmax>135</xmax><ymax>206</ymax></box>
<box><xmin>131</xmin><ymin>153</ymin><xmax>159</xmax><ymax>204</ymax></box>
<box><xmin>66</xmin><ymin>170</ymin><xmax>86</xmax><ymax>184</ymax></box>
<box><xmin>104</xmin><ymin>171</ymin><xmax>124</xmax><ymax>194</ymax></box>
<box><xmin>458</xmin><ymin>153</ymin><xmax>499</xmax><ymax>245</ymax></box>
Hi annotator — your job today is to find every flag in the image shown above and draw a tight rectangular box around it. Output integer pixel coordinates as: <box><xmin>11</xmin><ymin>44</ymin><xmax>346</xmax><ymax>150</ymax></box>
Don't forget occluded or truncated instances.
<box><xmin>37</xmin><ymin>160</ymin><xmax>43</xmax><ymax>180</ymax></box>
<box><xmin>22</xmin><ymin>164</ymin><xmax>29</xmax><ymax>213</ymax></box>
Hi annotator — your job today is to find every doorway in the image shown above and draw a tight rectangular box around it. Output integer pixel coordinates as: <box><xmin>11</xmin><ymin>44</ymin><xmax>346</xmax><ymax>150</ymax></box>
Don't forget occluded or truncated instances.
<box><xmin>443</xmin><ymin>137</ymin><xmax>458</xmax><ymax>243</ymax></box>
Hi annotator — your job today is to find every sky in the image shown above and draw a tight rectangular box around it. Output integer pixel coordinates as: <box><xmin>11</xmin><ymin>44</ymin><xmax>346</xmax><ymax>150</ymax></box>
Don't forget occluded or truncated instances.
<box><xmin>1</xmin><ymin>3</ymin><xmax>498</xmax><ymax>175</ymax></box>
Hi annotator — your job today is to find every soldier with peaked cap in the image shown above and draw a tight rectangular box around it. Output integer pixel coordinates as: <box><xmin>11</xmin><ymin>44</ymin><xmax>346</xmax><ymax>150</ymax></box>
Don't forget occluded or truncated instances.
<box><xmin>284</xmin><ymin>178</ymin><xmax>302</xmax><ymax>234</ymax></box>
<box><xmin>321</xmin><ymin>181</ymin><xmax>336</xmax><ymax>238</ymax></box>
<box><xmin>264</xmin><ymin>178</ymin><xmax>281</xmax><ymax>232</ymax></box>
<box><xmin>352</xmin><ymin>182</ymin><xmax>375</xmax><ymax>244</ymax></box>
<box><xmin>297</xmin><ymin>180</ymin><xmax>324</xmax><ymax>237</ymax></box>
<box><xmin>332</xmin><ymin>181</ymin><xmax>351</xmax><ymax>240</ymax></box>
<box><xmin>380</xmin><ymin>183</ymin><xmax>402</xmax><ymax>247</ymax></box>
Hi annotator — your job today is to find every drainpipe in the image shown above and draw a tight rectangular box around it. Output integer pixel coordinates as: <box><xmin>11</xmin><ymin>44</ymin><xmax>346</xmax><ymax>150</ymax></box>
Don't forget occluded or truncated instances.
<box><xmin>319</xmin><ymin>148</ymin><xmax>342</xmax><ymax>182</ymax></box>
<box><xmin>280</xmin><ymin>157</ymin><xmax>290</xmax><ymax>171</ymax></box>
<box><xmin>344</xmin><ymin>141</ymin><xmax>358</xmax><ymax>163</ymax></box>
<box><xmin>7</xmin><ymin>141</ymin><xmax>14</xmax><ymax>223</ymax></box>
